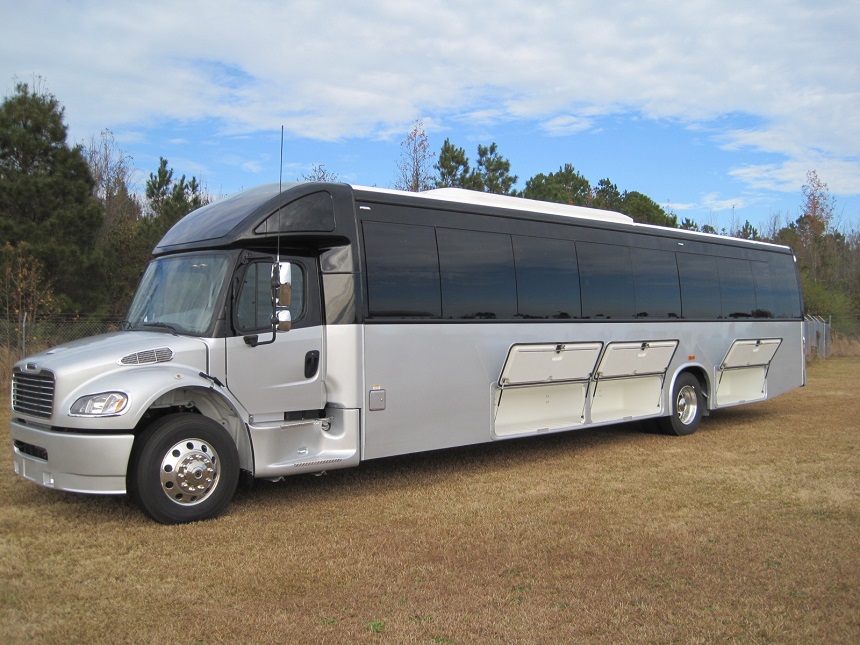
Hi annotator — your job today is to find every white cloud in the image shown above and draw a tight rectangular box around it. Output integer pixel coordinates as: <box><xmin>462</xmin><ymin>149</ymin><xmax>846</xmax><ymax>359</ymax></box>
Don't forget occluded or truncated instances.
<box><xmin>540</xmin><ymin>114</ymin><xmax>597</xmax><ymax>137</ymax></box>
<box><xmin>2</xmin><ymin>0</ymin><xmax>859</xmax><ymax>198</ymax></box>
<box><xmin>665</xmin><ymin>202</ymin><xmax>698</xmax><ymax>213</ymax></box>
<box><xmin>241</xmin><ymin>160</ymin><xmax>263</xmax><ymax>174</ymax></box>
<box><xmin>701</xmin><ymin>193</ymin><xmax>746</xmax><ymax>213</ymax></box>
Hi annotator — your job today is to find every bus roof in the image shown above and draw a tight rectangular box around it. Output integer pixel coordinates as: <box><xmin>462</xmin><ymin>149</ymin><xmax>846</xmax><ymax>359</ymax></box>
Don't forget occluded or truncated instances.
<box><xmin>358</xmin><ymin>185</ymin><xmax>635</xmax><ymax>225</ymax></box>
<box><xmin>155</xmin><ymin>182</ymin><xmax>794</xmax><ymax>256</ymax></box>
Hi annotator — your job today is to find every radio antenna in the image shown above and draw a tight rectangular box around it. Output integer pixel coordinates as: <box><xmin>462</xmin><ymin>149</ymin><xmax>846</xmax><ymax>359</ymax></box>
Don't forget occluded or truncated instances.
<box><xmin>276</xmin><ymin>125</ymin><xmax>284</xmax><ymax>264</ymax></box>
<box><xmin>246</xmin><ymin>127</ymin><xmax>286</xmax><ymax>348</ymax></box>
<box><xmin>279</xmin><ymin>125</ymin><xmax>284</xmax><ymax>193</ymax></box>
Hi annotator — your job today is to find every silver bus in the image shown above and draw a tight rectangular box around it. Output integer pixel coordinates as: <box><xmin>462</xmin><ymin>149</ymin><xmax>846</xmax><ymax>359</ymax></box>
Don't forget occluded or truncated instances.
<box><xmin>10</xmin><ymin>183</ymin><xmax>805</xmax><ymax>523</ymax></box>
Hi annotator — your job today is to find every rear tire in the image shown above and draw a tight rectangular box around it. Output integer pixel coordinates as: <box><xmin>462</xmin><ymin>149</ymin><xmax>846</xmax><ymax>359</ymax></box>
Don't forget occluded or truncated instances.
<box><xmin>128</xmin><ymin>414</ymin><xmax>239</xmax><ymax>524</ymax></box>
<box><xmin>657</xmin><ymin>372</ymin><xmax>703</xmax><ymax>436</ymax></box>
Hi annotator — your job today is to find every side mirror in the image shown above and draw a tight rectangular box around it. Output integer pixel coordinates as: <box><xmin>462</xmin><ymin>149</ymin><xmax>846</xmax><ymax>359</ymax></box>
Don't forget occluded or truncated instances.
<box><xmin>272</xmin><ymin>262</ymin><xmax>292</xmax><ymax>332</ymax></box>
<box><xmin>244</xmin><ymin>260</ymin><xmax>293</xmax><ymax>347</ymax></box>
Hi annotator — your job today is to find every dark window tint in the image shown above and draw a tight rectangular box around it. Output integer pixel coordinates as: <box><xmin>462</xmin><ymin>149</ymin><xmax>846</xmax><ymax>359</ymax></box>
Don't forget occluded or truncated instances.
<box><xmin>255</xmin><ymin>191</ymin><xmax>335</xmax><ymax>234</ymax></box>
<box><xmin>363</xmin><ymin>221</ymin><xmax>441</xmax><ymax>317</ymax></box>
<box><xmin>577</xmin><ymin>242</ymin><xmax>635</xmax><ymax>319</ymax></box>
<box><xmin>631</xmin><ymin>248</ymin><xmax>681</xmax><ymax>318</ymax></box>
<box><xmin>677</xmin><ymin>253</ymin><xmax>721</xmax><ymax>319</ymax></box>
<box><xmin>158</xmin><ymin>185</ymin><xmax>282</xmax><ymax>248</ymax></box>
<box><xmin>750</xmin><ymin>260</ymin><xmax>774</xmax><ymax>318</ymax></box>
<box><xmin>513</xmin><ymin>236</ymin><xmax>581</xmax><ymax>319</ymax></box>
<box><xmin>437</xmin><ymin>228</ymin><xmax>516</xmax><ymax>319</ymax></box>
<box><xmin>717</xmin><ymin>257</ymin><xmax>756</xmax><ymax>318</ymax></box>
<box><xmin>756</xmin><ymin>254</ymin><xmax>802</xmax><ymax>319</ymax></box>
<box><xmin>236</xmin><ymin>261</ymin><xmax>304</xmax><ymax>331</ymax></box>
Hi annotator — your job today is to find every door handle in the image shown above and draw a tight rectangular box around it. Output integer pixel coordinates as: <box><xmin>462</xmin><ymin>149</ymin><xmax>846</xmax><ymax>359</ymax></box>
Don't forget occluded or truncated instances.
<box><xmin>304</xmin><ymin>350</ymin><xmax>320</xmax><ymax>379</ymax></box>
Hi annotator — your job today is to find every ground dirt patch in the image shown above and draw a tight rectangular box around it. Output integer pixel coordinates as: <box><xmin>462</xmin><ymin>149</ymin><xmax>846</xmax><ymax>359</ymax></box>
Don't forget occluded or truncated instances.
<box><xmin>1</xmin><ymin>359</ymin><xmax>858</xmax><ymax>643</ymax></box>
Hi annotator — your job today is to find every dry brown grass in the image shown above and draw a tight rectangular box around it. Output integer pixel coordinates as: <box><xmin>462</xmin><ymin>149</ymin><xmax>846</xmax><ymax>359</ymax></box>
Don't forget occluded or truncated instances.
<box><xmin>1</xmin><ymin>359</ymin><xmax>858</xmax><ymax>644</ymax></box>
<box><xmin>831</xmin><ymin>333</ymin><xmax>860</xmax><ymax>358</ymax></box>
<box><xmin>0</xmin><ymin>346</ymin><xmax>17</xmax><ymax>397</ymax></box>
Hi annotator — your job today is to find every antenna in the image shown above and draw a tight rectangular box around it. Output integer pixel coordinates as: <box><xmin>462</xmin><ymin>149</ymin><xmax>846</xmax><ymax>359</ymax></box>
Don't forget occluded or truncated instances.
<box><xmin>279</xmin><ymin>125</ymin><xmax>284</xmax><ymax>191</ymax></box>
<box><xmin>247</xmin><ymin>126</ymin><xmax>286</xmax><ymax>348</ymax></box>
<box><xmin>277</xmin><ymin>125</ymin><xmax>284</xmax><ymax>264</ymax></box>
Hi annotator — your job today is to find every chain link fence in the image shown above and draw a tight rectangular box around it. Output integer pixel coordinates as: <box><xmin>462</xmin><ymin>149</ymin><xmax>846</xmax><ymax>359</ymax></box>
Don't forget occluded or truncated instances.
<box><xmin>804</xmin><ymin>315</ymin><xmax>831</xmax><ymax>359</ymax></box>
<box><xmin>1</xmin><ymin>314</ymin><xmax>125</xmax><ymax>360</ymax></box>
<box><xmin>826</xmin><ymin>315</ymin><xmax>860</xmax><ymax>359</ymax></box>
<box><xmin>1</xmin><ymin>315</ymin><xmax>125</xmax><ymax>392</ymax></box>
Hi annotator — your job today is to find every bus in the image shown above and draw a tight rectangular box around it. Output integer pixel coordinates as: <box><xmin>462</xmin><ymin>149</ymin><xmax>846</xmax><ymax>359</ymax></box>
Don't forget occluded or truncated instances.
<box><xmin>10</xmin><ymin>183</ymin><xmax>805</xmax><ymax>523</ymax></box>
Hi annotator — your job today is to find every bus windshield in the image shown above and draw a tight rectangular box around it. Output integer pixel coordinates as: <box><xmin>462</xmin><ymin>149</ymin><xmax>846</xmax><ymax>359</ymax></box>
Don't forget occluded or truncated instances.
<box><xmin>125</xmin><ymin>252</ymin><xmax>232</xmax><ymax>336</ymax></box>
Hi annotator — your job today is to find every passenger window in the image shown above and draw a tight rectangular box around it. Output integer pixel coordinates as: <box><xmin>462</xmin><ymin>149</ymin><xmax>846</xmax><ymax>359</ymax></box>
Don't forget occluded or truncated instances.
<box><xmin>717</xmin><ymin>257</ymin><xmax>755</xmax><ymax>318</ymax></box>
<box><xmin>437</xmin><ymin>228</ymin><xmax>517</xmax><ymax>319</ymax></box>
<box><xmin>363</xmin><ymin>221</ymin><xmax>441</xmax><ymax>317</ymax></box>
<box><xmin>631</xmin><ymin>248</ymin><xmax>681</xmax><ymax>318</ymax></box>
<box><xmin>236</xmin><ymin>261</ymin><xmax>304</xmax><ymax>331</ymax></box>
<box><xmin>513</xmin><ymin>236</ymin><xmax>581</xmax><ymax>319</ymax></box>
<box><xmin>678</xmin><ymin>253</ymin><xmax>721</xmax><ymax>319</ymax></box>
<box><xmin>751</xmin><ymin>260</ymin><xmax>774</xmax><ymax>318</ymax></box>
<box><xmin>753</xmin><ymin>255</ymin><xmax>802</xmax><ymax>319</ymax></box>
<box><xmin>577</xmin><ymin>242</ymin><xmax>635</xmax><ymax>319</ymax></box>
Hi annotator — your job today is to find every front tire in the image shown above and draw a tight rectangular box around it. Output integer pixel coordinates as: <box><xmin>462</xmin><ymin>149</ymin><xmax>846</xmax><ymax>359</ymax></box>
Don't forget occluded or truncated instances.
<box><xmin>657</xmin><ymin>372</ymin><xmax>703</xmax><ymax>436</ymax></box>
<box><xmin>128</xmin><ymin>414</ymin><xmax>239</xmax><ymax>524</ymax></box>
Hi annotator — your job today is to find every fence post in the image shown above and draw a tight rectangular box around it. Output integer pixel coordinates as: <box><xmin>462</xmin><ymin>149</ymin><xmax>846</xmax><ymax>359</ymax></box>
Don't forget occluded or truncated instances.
<box><xmin>804</xmin><ymin>314</ymin><xmax>831</xmax><ymax>360</ymax></box>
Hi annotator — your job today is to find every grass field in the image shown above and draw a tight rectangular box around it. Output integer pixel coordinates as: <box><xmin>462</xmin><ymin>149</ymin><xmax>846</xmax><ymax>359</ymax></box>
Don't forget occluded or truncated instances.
<box><xmin>1</xmin><ymin>358</ymin><xmax>858</xmax><ymax>644</ymax></box>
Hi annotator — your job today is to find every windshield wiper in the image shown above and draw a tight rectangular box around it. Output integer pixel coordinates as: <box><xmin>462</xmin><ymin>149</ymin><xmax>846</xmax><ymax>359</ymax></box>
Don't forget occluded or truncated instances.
<box><xmin>141</xmin><ymin>322</ymin><xmax>180</xmax><ymax>335</ymax></box>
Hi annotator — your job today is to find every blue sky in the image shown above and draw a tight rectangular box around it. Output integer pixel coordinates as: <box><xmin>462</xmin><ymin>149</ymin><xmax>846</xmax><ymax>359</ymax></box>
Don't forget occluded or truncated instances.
<box><xmin>2</xmin><ymin>0</ymin><xmax>859</xmax><ymax>233</ymax></box>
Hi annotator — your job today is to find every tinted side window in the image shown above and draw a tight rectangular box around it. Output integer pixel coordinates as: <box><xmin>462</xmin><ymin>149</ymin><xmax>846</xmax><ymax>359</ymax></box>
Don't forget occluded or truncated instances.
<box><xmin>363</xmin><ymin>221</ymin><xmax>441</xmax><ymax>317</ymax></box>
<box><xmin>677</xmin><ymin>253</ymin><xmax>720</xmax><ymax>319</ymax></box>
<box><xmin>513</xmin><ymin>236</ymin><xmax>581</xmax><ymax>319</ymax></box>
<box><xmin>255</xmin><ymin>191</ymin><xmax>336</xmax><ymax>234</ymax></box>
<box><xmin>577</xmin><ymin>242</ymin><xmax>635</xmax><ymax>319</ymax></box>
<box><xmin>437</xmin><ymin>228</ymin><xmax>516</xmax><ymax>319</ymax></box>
<box><xmin>755</xmin><ymin>254</ymin><xmax>803</xmax><ymax>318</ymax></box>
<box><xmin>717</xmin><ymin>257</ymin><xmax>756</xmax><ymax>318</ymax></box>
<box><xmin>631</xmin><ymin>248</ymin><xmax>681</xmax><ymax>318</ymax></box>
<box><xmin>750</xmin><ymin>260</ymin><xmax>774</xmax><ymax>318</ymax></box>
<box><xmin>236</xmin><ymin>261</ymin><xmax>304</xmax><ymax>331</ymax></box>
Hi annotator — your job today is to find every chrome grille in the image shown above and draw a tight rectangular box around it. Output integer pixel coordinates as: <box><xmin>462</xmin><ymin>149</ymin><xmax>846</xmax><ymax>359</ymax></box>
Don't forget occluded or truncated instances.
<box><xmin>12</xmin><ymin>368</ymin><xmax>55</xmax><ymax>419</ymax></box>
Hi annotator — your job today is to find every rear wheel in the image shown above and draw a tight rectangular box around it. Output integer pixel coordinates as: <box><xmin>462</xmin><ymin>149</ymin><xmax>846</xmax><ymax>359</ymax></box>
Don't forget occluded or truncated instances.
<box><xmin>658</xmin><ymin>372</ymin><xmax>703</xmax><ymax>436</ymax></box>
<box><xmin>128</xmin><ymin>414</ymin><xmax>239</xmax><ymax>524</ymax></box>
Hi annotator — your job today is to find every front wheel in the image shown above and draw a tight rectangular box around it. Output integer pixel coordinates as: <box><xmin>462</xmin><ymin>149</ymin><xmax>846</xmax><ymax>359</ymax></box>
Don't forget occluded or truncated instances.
<box><xmin>657</xmin><ymin>372</ymin><xmax>703</xmax><ymax>436</ymax></box>
<box><xmin>128</xmin><ymin>414</ymin><xmax>240</xmax><ymax>524</ymax></box>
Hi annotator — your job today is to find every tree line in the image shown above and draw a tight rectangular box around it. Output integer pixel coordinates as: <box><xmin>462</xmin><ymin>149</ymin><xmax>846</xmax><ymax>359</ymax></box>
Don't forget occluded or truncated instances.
<box><xmin>1</xmin><ymin>86</ymin><xmax>858</xmax><ymax>334</ymax></box>
<box><xmin>1</xmin><ymin>83</ymin><xmax>206</xmax><ymax>320</ymax></box>
<box><xmin>393</xmin><ymin>121</ymin><xmax>860</xmax><ymax>333</ymax></box>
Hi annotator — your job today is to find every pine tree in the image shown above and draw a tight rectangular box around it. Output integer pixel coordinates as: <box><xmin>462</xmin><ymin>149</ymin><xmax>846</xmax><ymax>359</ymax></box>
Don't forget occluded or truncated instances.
<box><xmin>0</xmin><ymin>82</ymin><xmax>104</xmax><ymax>311</ymax></box>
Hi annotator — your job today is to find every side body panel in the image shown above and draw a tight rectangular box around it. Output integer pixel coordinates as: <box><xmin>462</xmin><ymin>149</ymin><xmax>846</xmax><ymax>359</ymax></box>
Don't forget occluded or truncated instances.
<box><xmin>361</xmin><ymin>320</ymin><xmax>803</xmax><ymax>460</ymax></box>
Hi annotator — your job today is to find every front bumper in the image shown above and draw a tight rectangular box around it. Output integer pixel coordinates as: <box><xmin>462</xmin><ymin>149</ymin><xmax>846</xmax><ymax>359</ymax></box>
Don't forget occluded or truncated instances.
<box><xmin>10</xmin><ymin>419</ymin><xmax>135</xmax><ymax>495</ymax></box>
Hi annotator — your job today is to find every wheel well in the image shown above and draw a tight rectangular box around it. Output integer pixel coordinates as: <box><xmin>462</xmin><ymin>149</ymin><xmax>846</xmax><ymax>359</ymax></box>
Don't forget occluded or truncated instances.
<box><xmin>131</xmin><ymin>387</ymin><xmax>251</xmax><ymax>470</ymax></box>
<box><xmin>677</xmin><ymin>366</ymin><xmax>710</xmax><ymax>414</ymax></box>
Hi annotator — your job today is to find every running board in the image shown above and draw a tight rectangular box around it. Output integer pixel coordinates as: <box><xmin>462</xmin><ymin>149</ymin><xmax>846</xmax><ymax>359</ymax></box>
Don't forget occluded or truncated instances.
<box><xmin>248</xmin><ymin>408</ymin><xmax>360</xmax><ymax>478</ymax></box>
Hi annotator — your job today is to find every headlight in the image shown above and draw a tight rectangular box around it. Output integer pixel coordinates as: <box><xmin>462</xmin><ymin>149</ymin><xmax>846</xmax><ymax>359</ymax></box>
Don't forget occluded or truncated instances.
<box><xmin>70</xmin><ymin>392</ymin><xmax>129</xmax><ymax>416</ymax></box>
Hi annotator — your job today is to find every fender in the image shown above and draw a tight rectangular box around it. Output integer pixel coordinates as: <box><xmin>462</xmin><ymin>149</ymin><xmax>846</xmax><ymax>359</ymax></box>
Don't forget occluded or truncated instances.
<box><xmin>55</xmin><ymin>364</ymin><xmax>254</xmax><ymax>472</ymax></box>
<box><xmin>665</xmin><ymin>362</ymin><xmax>711</xmax><ymax>414</ymax></box>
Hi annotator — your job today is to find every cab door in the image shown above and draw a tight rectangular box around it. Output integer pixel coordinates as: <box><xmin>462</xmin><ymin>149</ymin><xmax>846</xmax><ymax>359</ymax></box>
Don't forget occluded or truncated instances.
<box><xmin>225</xmin><ymin>254</ymin><xmax>326</xmax><ymax>420</ymax></box>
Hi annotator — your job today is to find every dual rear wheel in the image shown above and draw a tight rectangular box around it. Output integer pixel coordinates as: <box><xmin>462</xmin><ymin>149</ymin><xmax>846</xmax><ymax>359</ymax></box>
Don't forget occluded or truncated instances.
<box><xmin>657</xmin><ymin>372</ymin><xmax>703</xmax><ymax>436</ymax></box>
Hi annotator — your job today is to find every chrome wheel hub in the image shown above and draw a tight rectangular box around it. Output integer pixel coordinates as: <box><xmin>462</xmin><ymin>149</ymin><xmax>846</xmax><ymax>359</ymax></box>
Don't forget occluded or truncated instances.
<box><xmin>676</xmin><ymin>385</ymin><xmax>698</xmax><ymax>425</ymax></box>
<box><xmin>160</xmin><ymin>439</ymin><xmax>220</xmax><ymax>505</ymax></box>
